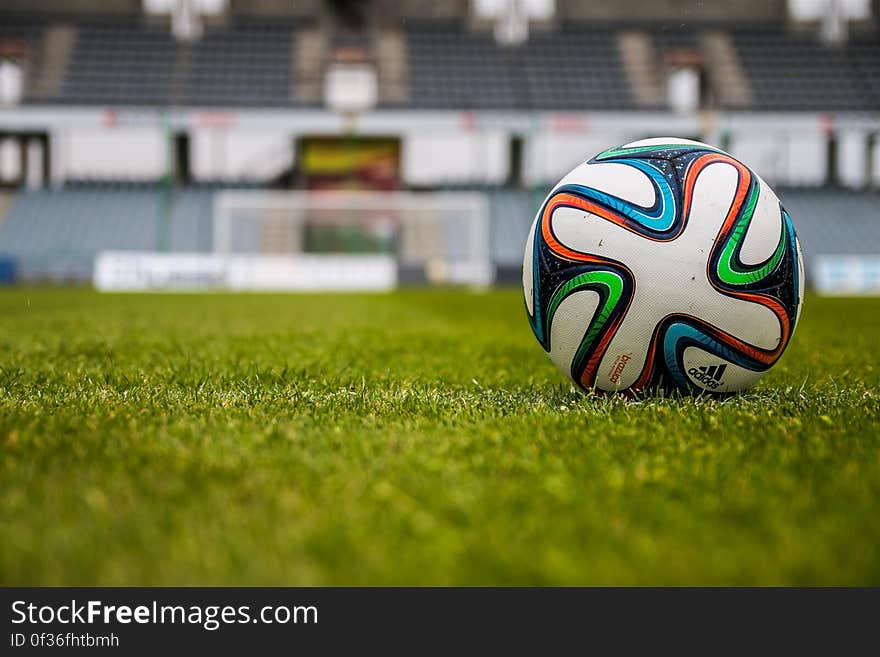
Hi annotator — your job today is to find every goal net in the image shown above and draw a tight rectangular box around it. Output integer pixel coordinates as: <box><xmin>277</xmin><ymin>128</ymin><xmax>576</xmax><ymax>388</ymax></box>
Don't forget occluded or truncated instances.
<box><xmin>213</xmin><ymin>190</ymin><xmax>493</xmax><ymax>288</ymax></box>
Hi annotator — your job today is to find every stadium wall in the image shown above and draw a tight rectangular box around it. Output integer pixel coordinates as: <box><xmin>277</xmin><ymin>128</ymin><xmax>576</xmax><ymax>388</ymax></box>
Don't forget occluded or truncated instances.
<box><xmin>2</xmin><ymin>106</ymin><xmax>879</xmax><ymax>188</ymax></box>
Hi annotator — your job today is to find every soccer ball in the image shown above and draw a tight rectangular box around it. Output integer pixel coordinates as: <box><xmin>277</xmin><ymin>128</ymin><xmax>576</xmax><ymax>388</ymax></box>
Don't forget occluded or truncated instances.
<box><xmin>522</xmin><ymin>137</ymin><xmax>804</xmax><ymax>395</ymax></box>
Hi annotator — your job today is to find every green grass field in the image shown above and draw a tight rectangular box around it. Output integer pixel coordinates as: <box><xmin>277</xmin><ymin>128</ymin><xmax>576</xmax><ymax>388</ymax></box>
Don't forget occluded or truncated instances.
<box><xmin>1</xmin><ymin>289</ymin><xmax>878</xmax><ymax>585</ymax></box>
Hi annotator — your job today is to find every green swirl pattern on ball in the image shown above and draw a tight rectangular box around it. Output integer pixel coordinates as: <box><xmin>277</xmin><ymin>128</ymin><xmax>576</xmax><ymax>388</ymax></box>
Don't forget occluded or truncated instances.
<box><xmin>547</xmin><ymin>270</ymin><xmax>624</xmax><ymax>368</ymax></box>
<box><xmin>716</xmin><ymin>181</ymin><xmax>788</xmax><ymax>286</ymax></box>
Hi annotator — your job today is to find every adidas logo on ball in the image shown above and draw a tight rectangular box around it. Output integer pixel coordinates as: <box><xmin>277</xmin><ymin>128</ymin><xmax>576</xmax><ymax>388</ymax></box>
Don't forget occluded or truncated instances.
<box><xmin>687</xmin><ymin>364</ymin><xmax>727</xmax><ymax>389</ymax></box>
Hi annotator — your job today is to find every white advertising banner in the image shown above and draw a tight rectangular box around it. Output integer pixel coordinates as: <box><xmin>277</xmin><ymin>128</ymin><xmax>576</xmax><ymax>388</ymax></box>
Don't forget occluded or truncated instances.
<box><xmin>813</xmin><ymin>255</ymin><xmax>880</xmax><ymax>296</ymax></box>
<box><xmin>94</xmin><ymin>252</ymin><xmax>397</xmax><ymax>292</ymax></box>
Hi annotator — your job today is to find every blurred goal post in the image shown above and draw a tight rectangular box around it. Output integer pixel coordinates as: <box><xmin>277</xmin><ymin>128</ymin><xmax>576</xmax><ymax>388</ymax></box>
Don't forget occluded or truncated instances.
<box><xmin>213</xmin><ymin>190</ymin><xmax>494</xmax><ymax>287</ymax></box>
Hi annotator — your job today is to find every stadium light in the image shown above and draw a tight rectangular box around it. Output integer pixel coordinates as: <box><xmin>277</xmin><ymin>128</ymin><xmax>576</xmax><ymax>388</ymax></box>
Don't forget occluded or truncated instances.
<box><xmin>473</xmin><ymin>0</ymin><xmax>556</xmax><ymax>46</ymax></box>
<box><xmin>324</xmin><ymin>64</ymin><xmax>378</xmax><ymax>114</ymax></box>
<box><xmin>0</xmin><ymin>59</ymin><xmax>22</xmax><ymax>107</ymax></box>
<box><xmin>143</xmin><ymin>0</ymin><xmax>229</xmax><ymax>42</ymax></box>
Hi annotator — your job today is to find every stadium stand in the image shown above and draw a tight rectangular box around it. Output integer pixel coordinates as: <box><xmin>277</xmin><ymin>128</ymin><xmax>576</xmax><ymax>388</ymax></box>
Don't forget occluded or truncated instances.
<box><xmin>403</xmin><ymin>20</ymin><xmax>633</xmax><ymax>110</ymax></box>
<box><xmin>403</xmin><ymin>20</ymin><xmax>523</xmax><ymax>110</ymax></box>
<box><xmin>0</xmin><ymin>184</ymin><xmax>214</xmax><ymax>280</ymax></box>
<box><xmin>2</xmin><ymin>11</ymin><xmax>878</xmax><ymax>110</ymax></box>
<box><xmin>32</xmin><ymin>17</ymin><xmax>296</xmax><ymax>107</ymax></box>
<box><xmin>182</xmin><ymin>21</ymin><xmax>294</xmax><ymax>107</ymax></box>
<box><xmin>782</xmin><ymin>189</ymin><xmax>880</xmax><ymax>258</ymax></box>
<box><xmin>60</xmin><ymin>19</ymin><xmax>178</xmax><ymax>106</ymax></box>
<box><xmin>731</xmin><ymin>26</ymin><xmax>880</xmax><ymax>111</ymax></box>
<box><xmin>0</xmin><ymin>14</ymin><xmax>42</xmax><ymax>45</ymax></box>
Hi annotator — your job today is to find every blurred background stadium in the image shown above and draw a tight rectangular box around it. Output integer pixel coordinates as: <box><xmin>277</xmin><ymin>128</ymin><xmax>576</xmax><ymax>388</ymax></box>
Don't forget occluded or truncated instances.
<box><xmin>2</xmin><ymin>0</ymin><xmax>880</xmax><ymax>588</ymax></box>
<box><xmin>0</xmin><ymin>0</ymin><xmax>877</xmax><ymax>292</ymax></box>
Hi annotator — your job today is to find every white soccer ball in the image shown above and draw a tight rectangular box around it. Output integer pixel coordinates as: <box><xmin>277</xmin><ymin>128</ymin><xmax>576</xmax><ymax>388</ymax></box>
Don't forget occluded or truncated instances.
<box><xmin>523</xmin><ymin>137</ymin><xmax>804</xmax><ymax>395</ymax></box>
